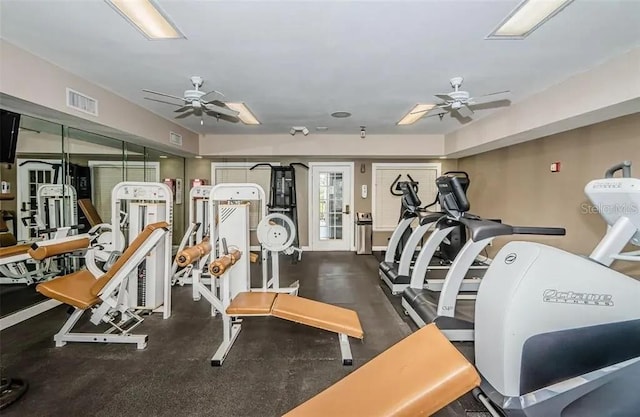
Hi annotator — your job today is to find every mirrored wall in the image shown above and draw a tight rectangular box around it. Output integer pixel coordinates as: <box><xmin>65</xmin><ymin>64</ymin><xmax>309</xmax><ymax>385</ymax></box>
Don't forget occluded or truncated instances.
<box><xmin>0</xmin><ymin>112</ymin><xmax>185</xmax><ymax>320</ymax></box>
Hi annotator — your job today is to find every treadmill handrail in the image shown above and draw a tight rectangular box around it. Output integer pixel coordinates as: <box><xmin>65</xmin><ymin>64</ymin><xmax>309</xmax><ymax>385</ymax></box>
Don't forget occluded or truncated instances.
<box><xmin>511</xmin><ymin>226</ymin><xmax>566</xmax><ymax>236</ymax></box>
<box><xmin>458</xmin><ymin>217</ymin><xmax>565</xmax><ymax>242</ymax></box>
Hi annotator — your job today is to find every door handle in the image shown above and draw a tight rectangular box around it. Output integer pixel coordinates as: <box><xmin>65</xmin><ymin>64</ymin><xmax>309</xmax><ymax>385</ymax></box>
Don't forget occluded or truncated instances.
<box><xmin>343</xmin><ymin>205</ymin><xmax>350</xmax><ymax>215</ymax></box>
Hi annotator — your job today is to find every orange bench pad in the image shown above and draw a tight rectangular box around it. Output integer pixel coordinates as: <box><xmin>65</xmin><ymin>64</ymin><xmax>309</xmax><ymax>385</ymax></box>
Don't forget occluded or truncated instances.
<box><xmin>226</xmin><ymin>292</ymin><xmax>278</xmax><ymax>315</ymax></box>
<box><xmin>283</xmin><ymin>324</ymin><xmax>480</xmax><ymax>417</ymax></box>
<box><xmin>36</xmin><ymin>270</ymin><xmax>100</xmax><ymax>310</ymax></box>
<box><xmin>271</xmin><ymin>294</ymin><xmax>364</xmax><ymax>339</ymax></box>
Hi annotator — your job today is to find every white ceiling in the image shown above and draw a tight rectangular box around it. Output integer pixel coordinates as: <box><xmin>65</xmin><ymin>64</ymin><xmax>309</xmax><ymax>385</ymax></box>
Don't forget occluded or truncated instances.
<box><xmin>1</xmin><ymin>0</ymin><xmax>639</xmax><ymax>135</ymax></box>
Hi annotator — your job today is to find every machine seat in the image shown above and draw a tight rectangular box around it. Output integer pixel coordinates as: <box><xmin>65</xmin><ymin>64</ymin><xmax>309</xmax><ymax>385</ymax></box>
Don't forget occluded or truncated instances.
<box><xmin>226</xmin><ymin>293</ymin><xmax>364</xmax><ymax>339</ymax></box>
<box><xmin>283</xmin><ymin>324</ymin><xmax>479</xmax><ymax>417</ymax></box>
<box><xmin>0</xmin><ymin>244</ymin><xmax>31</xmax><ymax>258</ymax></box>
<box><xmin>271</xmin><ymin>294</ymin><xmax>364</xmax><ymax>339</ymax></box>
<box><xmin>36</xmin><ymin>270</ymin><xmax>100</xmax><ymax>309</ymax></box>
<box><xmin>37</xmin><ymin>222</ymin><xmax>170</xmax><ymax>308</ymax></box>
<box><xmin>226</xmin><ymin>292</ymin><xmax>278</xmax><ymax>315</ymax></box>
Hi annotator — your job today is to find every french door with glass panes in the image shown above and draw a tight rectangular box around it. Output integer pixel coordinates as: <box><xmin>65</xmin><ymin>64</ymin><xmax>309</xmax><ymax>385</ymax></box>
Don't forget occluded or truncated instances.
<box><xmin>309</xmin><ymin>163</ymin><xmax>353</xmax><ymax>251</ymax></box>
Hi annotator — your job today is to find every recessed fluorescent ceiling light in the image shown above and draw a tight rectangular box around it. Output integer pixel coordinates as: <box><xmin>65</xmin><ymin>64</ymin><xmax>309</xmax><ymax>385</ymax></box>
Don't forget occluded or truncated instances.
<box><xmin>397</xmin><ymin>104</ymin><xmax>435</xmax><ymax>125</ymax></box>
<box><xmin>224</xmin><ymin>102</ymin><xmax>260</xmax><ymax>125</ymax></box>
<box><xmin>106</xmin><ymin>0</ymin><xmax>184</xmax><ymax>40</ymax></box>
<box><xmin>194</xmin><ymin>155</ymin><xmax>203</xmax><ymax>159</ymax></box>
<box><xmin>488</xmin><ymin>0</ymin><xmax>574</xmax><ymax>39</ymax></box>
<box><xmin>159</xmin><ymin>155</ymin><xmax>168</xmax><ymax>159</ymax></box>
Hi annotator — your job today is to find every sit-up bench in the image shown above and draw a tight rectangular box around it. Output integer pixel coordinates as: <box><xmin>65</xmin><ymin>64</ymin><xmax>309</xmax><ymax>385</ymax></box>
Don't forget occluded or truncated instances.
<box><xmin>36</xmin><ymin>222</ymin><xmax>169</xmax><ymax>349</ymax></box>
<box><xmin>192</xmin><ymin>250</ymin><xmax>364</xmax><ymax>366</ymax></box>
<box><xmin>227</xmin><ymin>292</ymin><xmax>363</xmax><ymax>365</ymax></box>
<box><xmin>284</xmin><ymin>324</ymin><xmax>480</xmax><ymax>417</ymax></box>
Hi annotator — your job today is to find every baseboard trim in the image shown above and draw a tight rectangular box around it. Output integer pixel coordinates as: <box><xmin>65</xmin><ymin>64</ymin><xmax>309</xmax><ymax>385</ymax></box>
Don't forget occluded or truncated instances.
<box><xmin>0</xmin><ymin>299</ymin><xmax>62</xmax><ymax>331</ymax></box>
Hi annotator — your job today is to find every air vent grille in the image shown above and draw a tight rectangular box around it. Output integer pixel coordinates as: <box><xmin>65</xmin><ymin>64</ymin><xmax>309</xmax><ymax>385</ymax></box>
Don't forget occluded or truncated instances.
<box><xmin>66</xmin><ymin>88</ymin><xmax>98</xmax><ymax>116</ymax></box>
<box><xmin>169</xmin><ymin>131</ymin><xmax>183</xmax><ymax>146</ymax></box>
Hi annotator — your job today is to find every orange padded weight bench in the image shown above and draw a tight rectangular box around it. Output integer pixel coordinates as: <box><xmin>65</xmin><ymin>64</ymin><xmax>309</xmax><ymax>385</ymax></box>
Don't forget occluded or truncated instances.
<box><xmin>36</xmin><ymin>222</ymin><xmax>169</xmax><ymax>349</ymax></box>
<box><xmin>192</xmin><ymin>251</ymin><xmax>364</xmax><ymax>366</ymax></box>
<box><xmin>283</xmin><ymin>324</ymin><xmax>480</xmax><ymax>417</ymax></box>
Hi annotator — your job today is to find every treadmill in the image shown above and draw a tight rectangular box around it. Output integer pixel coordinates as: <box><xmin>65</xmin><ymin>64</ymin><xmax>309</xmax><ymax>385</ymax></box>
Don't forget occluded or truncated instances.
<box><xmin>381</xmin><ymin>172</ymin><xmax>487</xmax><ymax>295</ymax></box>
<box><xmin>401</xmin><ymin>175</ymin><xmax>566</xmax><ymax>341</ymax></box>
<box><xmin>378</xmin><ymin>176</ymin><xmax>424</xmax><ymax>278</ymax></box>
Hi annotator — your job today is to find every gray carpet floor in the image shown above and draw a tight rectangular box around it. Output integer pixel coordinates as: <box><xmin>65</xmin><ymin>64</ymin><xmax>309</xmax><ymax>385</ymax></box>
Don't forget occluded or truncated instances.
<box><xmin>1</xmin><ymin>252</ymin><xmax>484</xmax><ymax>416</ymax></box>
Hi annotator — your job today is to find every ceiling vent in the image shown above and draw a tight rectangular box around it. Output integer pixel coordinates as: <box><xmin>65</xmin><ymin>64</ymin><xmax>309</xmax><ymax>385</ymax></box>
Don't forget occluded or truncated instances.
<box><xmin>169</xmin><ymin>131</ymin><xmax>183</xmax><ymax>146</ymax></box>
<box><xmin>66</xmin><ymin>88</ymin><xmax>98</xmax><ymax>116</ymax></box>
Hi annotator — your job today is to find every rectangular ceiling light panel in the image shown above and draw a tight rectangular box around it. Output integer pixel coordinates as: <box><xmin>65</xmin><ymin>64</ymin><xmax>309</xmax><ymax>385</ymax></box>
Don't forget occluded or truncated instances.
<box><xmin>106</xmin><ymin>0</ymin><xmax>184</xmax><ymax>40</ymax></box>
<box><xmin>488</xmin><ymin>0</ymin><xmax>574</xmax><ymax>39</ymax></box>
<box><xmin>225</xmin><ymin>102</ymin><xmax>261</xmax><ymax>125</ymax></box>
<box><xmin>397</xmin><ymin>104</ymin><xmax>436</xmax><ymax>125</ymax></box>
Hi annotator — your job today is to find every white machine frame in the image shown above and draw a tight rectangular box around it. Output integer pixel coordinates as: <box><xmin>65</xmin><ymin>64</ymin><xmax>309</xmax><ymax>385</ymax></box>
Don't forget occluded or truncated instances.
<box><xmin>53</xmin><ymin>225</ymin><xmax>169</xmax><ymax>349</ymax></box>
<box><xmin>172</xmin><ymin>185</ymin><xmax>213</xmax><ymax>286</ymax></box>
<box><xmin>191</xmin><ymin>183</ymin><xmax>302</xmax><ymax>365</ymax></box>
<box><xmin>112</xmin><ymin>182</ymin><xmax>173</xmax><ymax>319</ymax></box>
<box><xmin>36</xmin><ymin>184</ymin><xmax>77</xmax><ymax>233</ymax></box>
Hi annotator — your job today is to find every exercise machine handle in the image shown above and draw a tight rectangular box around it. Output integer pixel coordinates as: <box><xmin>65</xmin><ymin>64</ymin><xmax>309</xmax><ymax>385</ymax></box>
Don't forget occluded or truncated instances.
<box><xmin>605</xmin><ymin>161</ymin><xmax>632</xmax><ymax>178</ymax></box>
<box><xmin>511</xmin><ymin>226</ymin><xmax>566</xmax><ymax>236</ymax></box>
<box><xmin>390</xmin><ymin>174</ymin><xmax>403</xmax><ymax>196</ymax></box>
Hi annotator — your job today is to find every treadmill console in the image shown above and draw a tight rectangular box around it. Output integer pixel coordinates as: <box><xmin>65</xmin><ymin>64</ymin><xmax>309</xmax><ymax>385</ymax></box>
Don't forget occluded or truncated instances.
<box><xmin>436</xmin><ymin>176</ymin><xmax>470</xmax><ymax>215</ymax></box>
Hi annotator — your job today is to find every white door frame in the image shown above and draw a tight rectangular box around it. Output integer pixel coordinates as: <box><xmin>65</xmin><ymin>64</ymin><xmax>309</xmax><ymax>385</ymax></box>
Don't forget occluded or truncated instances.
<box><xmin>308</xmin><ymin>162</ymin><xmax>355</xmax><ymax>251</ymax></box>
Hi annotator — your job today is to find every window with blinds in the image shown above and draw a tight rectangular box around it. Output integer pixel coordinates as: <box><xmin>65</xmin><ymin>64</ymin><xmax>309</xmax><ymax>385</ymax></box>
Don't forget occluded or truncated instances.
<box><xmin>372</xmin><ymin>163</ymin><xmax>441</xmax><ymax>231</ymax></box>
<box><xmin>89</xmin><ymin>162</ymin><xmax>159</xmax><ymax>222</ymax></box>
<box><xmin>211</xmin><ymin>163</ymin><xmax>278</xmax><ymax>229</ymax></box>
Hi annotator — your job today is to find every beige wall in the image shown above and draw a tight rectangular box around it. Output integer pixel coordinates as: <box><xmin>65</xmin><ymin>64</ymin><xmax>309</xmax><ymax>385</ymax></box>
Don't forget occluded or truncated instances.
<box><xmin>458</xmin><ymin>112</ymin><xmax>640</xmax><ymax>275</ymax></box>
<box><xmin>0</xmin><ymin>40</ymin><xmax>199</xmax><ymax>154</ymax></box>
<box><xmin>446</xmin><ymin>47</ymin><xmax>640</xmax><ymax>158</ymax></box>
<box><xmin>199</xmin><ymin>134</ymin><xmax>445</xmax><ymax>158</ymax></box>
<box><xmin>186</xmin><ymin>157</ymin><xmax>458</xmax><ymax>248</ymax></box>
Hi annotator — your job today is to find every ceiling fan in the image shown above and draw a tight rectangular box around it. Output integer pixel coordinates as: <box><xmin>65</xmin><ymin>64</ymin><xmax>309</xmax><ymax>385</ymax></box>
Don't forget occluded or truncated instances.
<box><xmin>143</xmin><ymin>76</ymin><xmax>239</xmax><ymax>125</ymax></box>
<box><xmin>415</xmin><ymin>77</ymin><xmax>511</xmax><ymax>123</ymax></box>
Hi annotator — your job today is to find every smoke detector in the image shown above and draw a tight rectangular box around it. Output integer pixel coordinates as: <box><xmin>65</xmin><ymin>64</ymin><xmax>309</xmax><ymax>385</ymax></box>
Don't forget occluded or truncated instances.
<box><xmin>290</xmin><ymin>126</ymin><xmax>309</xmax><ymax>136</ymax></box>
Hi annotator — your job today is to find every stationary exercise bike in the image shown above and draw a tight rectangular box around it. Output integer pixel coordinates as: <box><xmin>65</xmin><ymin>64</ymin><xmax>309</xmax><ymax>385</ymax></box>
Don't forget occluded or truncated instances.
<box><xmin>474</xmin><ymin>161</ymin><xmax>640</xmax><ymax>417</ymax></box>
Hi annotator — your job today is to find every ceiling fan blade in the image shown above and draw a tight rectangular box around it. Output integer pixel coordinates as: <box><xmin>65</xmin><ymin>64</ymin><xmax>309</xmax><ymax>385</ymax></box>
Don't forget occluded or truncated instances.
<box><xmin>468</xmin><ymin>99</ymin><xmax>512</xmax><ymax>111</ymax></box>
<box><xmin>201</xmin><ymin>89</ymin><xmax>225</xmax><ymax>100</ymax></box>
<box><xmin>472</xmin><ymin>90</ymin><xmax>511</xmax><ymax>103</ymax></box>
<box><xmin>205</xmin><ymin>110</ymin><xmax>240</xmax><ymax>123</ymax></box>
<box><xmin>173</xmin><ymin>105</ymin><xmax>193</xmax><ymax>113</ymax></box>
<box><xmin>435</xmin><ymin>94</ymin><xmax>454</xmax><ymax>102</ymax></box>
<box><xmin>203</xmin><ymin>103</ymin><xmax>239</xmax><ymax>118</ymax></box>
<box><xmin>142</xmin><ymin>89</ymin><xmax>185</xmax><ymax>101</ymax></box>
<box><xmin>451</xmin><ymin>111</ymin><xmax>473</xmax><ymax>125</ymax></box>
<box><xmin>144</xmin><ymin>97</ymin><xmax>183</xmax><ymax>107</ymax></box>
<box><xmin>202</xmin><ymin>99</ymin><xmax>226</xmax><ymax>107</ymax></box>
<box><xmin>175</xmin><ymin>110</ymin><xmax>195</xmax><ymax>119</ymax></box>
<box><xmin>409</xmin><ymin>103</ymin><xmax>449</xmax><ymax>116</ymax></box>
<box><xmin>456</xmin><ymin>104</ymin><xmax>474</xmax><ymax>118</ymax></box>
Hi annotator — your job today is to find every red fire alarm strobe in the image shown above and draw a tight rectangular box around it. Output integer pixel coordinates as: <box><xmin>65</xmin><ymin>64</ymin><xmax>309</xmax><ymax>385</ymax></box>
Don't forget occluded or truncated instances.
<box><xmin>550</xmin><ymin>162</ymin><xmax>561</xmax><ymax>173</ymax></box>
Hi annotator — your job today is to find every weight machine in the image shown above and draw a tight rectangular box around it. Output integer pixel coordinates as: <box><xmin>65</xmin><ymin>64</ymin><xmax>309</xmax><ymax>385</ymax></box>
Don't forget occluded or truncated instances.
<box><xmin>250</xmin><ymin>163</ymin><xmax>307</xmax><ymax>261</ymax></box>
<box><xmin>112</xmin><ymin>182</ymin><xmax>173</xmax><ymax>318</ymax></box>
<box><xmin>172</xmin><ymin>185</ymin><xmax>212</xmax><ymax>286</ymax></box>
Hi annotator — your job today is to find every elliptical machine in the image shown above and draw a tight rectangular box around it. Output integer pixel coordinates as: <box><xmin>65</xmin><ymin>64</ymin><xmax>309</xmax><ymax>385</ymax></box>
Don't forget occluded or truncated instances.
<box><xmin>474</xmin><ymin>161</ymin><xmax>640</xmax><ymax>417</ymax></box>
